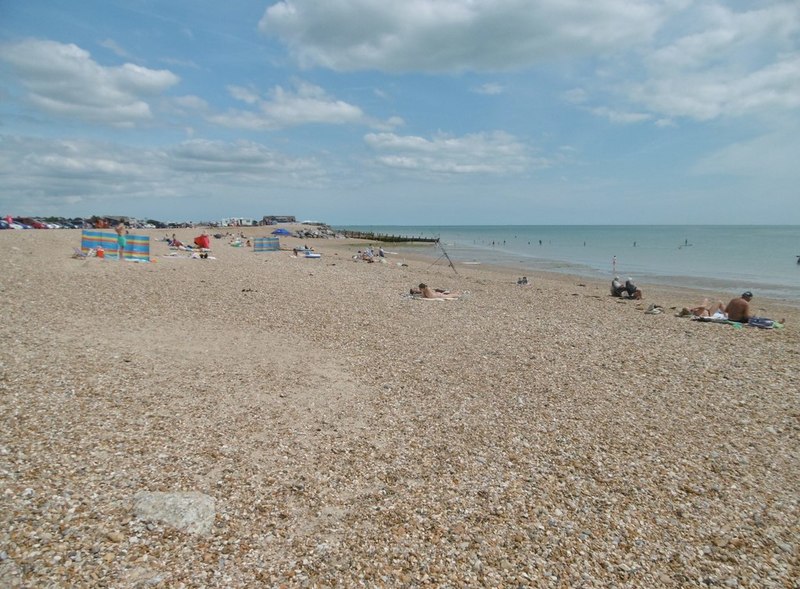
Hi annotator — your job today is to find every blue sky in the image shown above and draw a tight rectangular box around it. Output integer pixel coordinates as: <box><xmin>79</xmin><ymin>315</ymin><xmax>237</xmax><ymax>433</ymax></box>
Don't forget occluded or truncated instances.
<box><xmin>1</xmin><ymin>0</ymin><xmax>798</xmax><ymax>225</ymax></box>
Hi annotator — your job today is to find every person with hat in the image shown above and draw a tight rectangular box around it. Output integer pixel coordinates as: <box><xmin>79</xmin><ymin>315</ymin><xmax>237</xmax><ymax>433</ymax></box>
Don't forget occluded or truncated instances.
<box><xmin>725</xmin><ymin>291</ymin><xmax>753</xmax><ymax>323</ymax></box>
<box><xmin>610</xmin><ymin>276</ymin><xmax>626</xmax><ymax>297</ymax></box>
<box><xmin>624</xmin><ymin>277</ymin><xmax>643</xmax><ymax>300</ymax></box>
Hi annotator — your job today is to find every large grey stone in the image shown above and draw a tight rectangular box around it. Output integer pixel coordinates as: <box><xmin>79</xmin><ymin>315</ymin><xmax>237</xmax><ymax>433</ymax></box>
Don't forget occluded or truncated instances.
<box><xmin>133</xmin><ymin>491</ymin><xmax>216</xmax><ymax>536</ymax></box>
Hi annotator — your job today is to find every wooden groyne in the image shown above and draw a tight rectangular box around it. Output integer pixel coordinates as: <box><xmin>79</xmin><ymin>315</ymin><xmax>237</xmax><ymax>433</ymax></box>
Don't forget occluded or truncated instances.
<box><xmin>337</xmin><ymin>230</ymin><xmax>439</xmax><ymax>243</ymax></box>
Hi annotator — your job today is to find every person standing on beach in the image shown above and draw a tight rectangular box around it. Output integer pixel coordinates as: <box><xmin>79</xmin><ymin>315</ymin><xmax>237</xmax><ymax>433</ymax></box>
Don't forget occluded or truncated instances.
<box><xmin>115</xmin><ymin>221</ymin><xmax>127</xmax><ymax>261</ymax></box>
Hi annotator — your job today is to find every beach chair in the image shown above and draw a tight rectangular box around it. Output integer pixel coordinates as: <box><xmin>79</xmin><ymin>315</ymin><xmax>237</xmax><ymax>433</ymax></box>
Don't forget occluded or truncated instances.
<box><xmin>72</xmin><ymin>247</ymin><xmax>95</xmax><ymax>259</ymax></box>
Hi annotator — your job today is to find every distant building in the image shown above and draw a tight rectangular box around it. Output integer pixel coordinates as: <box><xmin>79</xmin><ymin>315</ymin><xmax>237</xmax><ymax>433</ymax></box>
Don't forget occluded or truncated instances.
<box><xmin>261</xmin><ymin>215</ymin><xmax>296</xmax><ymax>225</ymax></box>
<box><xmin>220</xmin><ymin>217</ymin><xmax>258</xmax><ymax>227</ymax></box>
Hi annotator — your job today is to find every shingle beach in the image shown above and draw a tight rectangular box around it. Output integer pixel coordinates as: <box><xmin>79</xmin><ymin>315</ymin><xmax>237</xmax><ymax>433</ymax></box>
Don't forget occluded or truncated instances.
<box><xmin>1</xmin><ymin>228</ymin><xmax>798</xmax><ymax>588</ymax></box>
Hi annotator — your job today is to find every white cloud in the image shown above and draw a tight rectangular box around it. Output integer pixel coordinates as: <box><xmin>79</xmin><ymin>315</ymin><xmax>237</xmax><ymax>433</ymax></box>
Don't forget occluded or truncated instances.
<box><xmin>473</xmin><ymin>83</ymin><xmax>504</xmax><ymax>95</ymax></box>
<box><xmin>263</xmin><ymin>81</ymin><xmax>364</xmax><ymax>124</ymax></box>
<box><xmin>632</xmin><ymin>54</ymin><xmax>800</xmax><ymax>120</ymax></box>
<box><xmin>0</xmin><ymin>135</ymin><xmax>326</xmax><ymax>212</ymax></box>
<box><xmin>258</xmin><ymin>2</ymin><xmax>800</xmax><ymax>125</ymax></box>
<box><xmin>0</xmin><ymin>39</ymin><xmax>179</xmax><ymax>127</ymax></box>
<box><xmin>170</xmin><ymin>95</ymin><xmax>210</xmax><ymax>112</ymax></box>
<box><xmin>563</xmin><ymin>88</ymin><xmax>588</xmax><ymax>104</ymax></box>
<box><xmin>160</xmin><ymin>56</ymin><xmax>201</xmax><ymax>70</ymax></box>
<box><xmin>364</xmin><ymin>130</ymin><xmax>543</xmax><ymax>174</ymax></box>
<box><xmin>259</xmin><ymin>0</ymin><xmax>665</xmax><ymax>72</ymax></box>
<box><xmin>98</xmin><ymin>38</ymin><xmax>131</xmax><ymax>59</ymax></box>
<box><xmin>629</xmin><ymin>2</ymin><xmax>800</xmax><ymax>120</ymax></box>
<box><xmin>210</xmin><ymin>80</ymin><xmax>398</xmax><ymax>130</ymax></box>
<box><xmin>589</xmin><ymin>106</ymin><xmax>652</xmax><ymax>124</ymax></box>
<box><xmin>692</xmin><ymin>127</ymin><xmax>800</xmax><ymax>180</ymax></box>
<box><xmin>169</xmin><ymin>139</ymin><xmax>318</xmax><ymax>175</ymax></box>
<box><xmin>228</xmin><ymin>85</ymin><xmax>261</xmax><ymax>105</ymax></box>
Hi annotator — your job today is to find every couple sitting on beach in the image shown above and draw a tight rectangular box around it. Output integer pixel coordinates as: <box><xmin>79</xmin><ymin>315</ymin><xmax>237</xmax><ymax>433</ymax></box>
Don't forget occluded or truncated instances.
<box><xmin>611</xmin><ymin>276</ymin><xmax>643</xmax><ymax>300</ymax></box>
<box><xmin>410</xmin><ymin>283</ymin><xmax>461</xmax><ymax>300</ymax></box>
<box><xmin>683</xmin><ymin>292</ymin><xmax>750</xmax><ymax>322</ymax></box>
<box><xmin>682</xmin><ymin>291</ymin><xmax>783</xmax><ymax>327</ymax></box>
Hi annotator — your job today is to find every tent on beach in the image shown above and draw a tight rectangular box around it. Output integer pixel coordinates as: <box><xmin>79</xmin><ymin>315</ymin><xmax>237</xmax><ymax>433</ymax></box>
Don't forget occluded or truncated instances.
<box><xmin>271</xmin><ymin>228</ymin><xmax>291</xmax><ymax>236</ymax></box>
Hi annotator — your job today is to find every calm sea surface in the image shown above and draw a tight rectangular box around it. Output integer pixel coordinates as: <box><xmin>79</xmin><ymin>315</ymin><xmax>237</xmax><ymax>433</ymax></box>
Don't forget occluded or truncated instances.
<box><xmin>337</xmin><ymin>225</ymin><xmax>800</xmax><ymax>303</ymax></box>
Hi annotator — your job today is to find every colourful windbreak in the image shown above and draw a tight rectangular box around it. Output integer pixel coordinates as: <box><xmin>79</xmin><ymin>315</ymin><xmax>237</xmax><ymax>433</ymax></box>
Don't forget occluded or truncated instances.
<box><xmin>81</xmin><ymin>230</ymin><xmax>150</xmax><ymax>261</ymax></box>
<box><xmin>253</xmin><ymin>236</ymin><xmax>280</xmax><ymax>252</ymax></box>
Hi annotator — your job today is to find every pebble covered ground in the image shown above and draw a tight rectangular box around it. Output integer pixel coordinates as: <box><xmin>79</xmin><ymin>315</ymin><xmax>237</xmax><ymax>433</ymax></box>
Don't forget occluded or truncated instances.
<box><xmin>1</xmin><ymin>228</ymin><xmax>798</xmax><ymax>588</ymax></box>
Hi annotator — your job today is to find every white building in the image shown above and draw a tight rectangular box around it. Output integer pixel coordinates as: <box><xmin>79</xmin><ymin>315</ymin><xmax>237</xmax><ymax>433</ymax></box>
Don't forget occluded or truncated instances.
<box><xmin>220</xmin><ymin>217</ymin><xmax>258</xmax><ymax>227</ymax></box>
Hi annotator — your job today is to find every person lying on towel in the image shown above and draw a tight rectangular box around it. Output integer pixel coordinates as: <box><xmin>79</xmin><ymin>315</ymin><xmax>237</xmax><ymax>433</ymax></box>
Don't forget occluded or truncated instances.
<box><xmin>412</xmin><ymin>283</ymin><xmax>461</xmax><ymax>299</ymax></box>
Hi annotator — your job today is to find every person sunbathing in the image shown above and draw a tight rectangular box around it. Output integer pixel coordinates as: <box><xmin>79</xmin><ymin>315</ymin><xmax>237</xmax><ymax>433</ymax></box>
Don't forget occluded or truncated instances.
<box><xmin>417</xmin><ymin>283</ymin><xmax>461</xmax><ymax>299</ymax></box>
<box><xmin>686</xmin><ymin>299</ymin><xmax>727</xmax><ymax>318</ymax></box>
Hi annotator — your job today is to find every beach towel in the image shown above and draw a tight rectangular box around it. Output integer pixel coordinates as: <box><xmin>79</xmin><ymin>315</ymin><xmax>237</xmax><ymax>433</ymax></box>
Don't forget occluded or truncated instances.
<box><xmin>692</xmin><ymin>316</ymin><xmax>744</xmax><ymax>329</ymax></box>
<box><xmin>747</xmin><ymin>317</ymin><xmax>778</xmax><ymax>329</ymax></box>
<box><xmin>405</xmin><ymin>292</ymin><xmax>465</xmax><ymax>301</ymax></box>
<box><xmin>81</xmin><ymin>229</ymin><xmax>150</xmax><ymax>262</ymax></box>
<box><xmin>693</xmin><ymin>316</ymin><xmax>783</xmax><ymax>330</ymax></box>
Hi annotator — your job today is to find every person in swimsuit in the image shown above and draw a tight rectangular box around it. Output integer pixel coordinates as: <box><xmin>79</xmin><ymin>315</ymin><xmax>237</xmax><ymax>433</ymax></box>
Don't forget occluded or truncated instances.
<box><xmin>115</xmin><ymin>221</ymin><xmax>127</xmax><ymax>261</ymax></box>
<box><xmin>725</xmin><ymin>291</ymin><xmax>753</xmax><ymax>322</ymax></box>
<box><xmin>417</xmin><ymin>283</ymin><xmax>461</xmax><ymax>299</ymax></box>
<box><xmin>682</xmin><ymin>299</ymin><xmax>726</xmax><ymax>318</ymax></box>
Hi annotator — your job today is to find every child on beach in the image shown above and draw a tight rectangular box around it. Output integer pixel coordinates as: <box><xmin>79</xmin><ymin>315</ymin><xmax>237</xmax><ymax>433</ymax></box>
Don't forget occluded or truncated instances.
<box><xmin>115</xmin><ymin>221</ymin><xmax>127</xmax><ymax>261</ymax></box>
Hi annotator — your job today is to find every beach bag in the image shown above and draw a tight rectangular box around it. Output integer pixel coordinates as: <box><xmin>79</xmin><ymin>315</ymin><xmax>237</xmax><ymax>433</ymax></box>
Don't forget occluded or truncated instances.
<box><xmin>748</xmin><ymin>317</ymin><xmax>774</xmax><ymax>329</ymax></box>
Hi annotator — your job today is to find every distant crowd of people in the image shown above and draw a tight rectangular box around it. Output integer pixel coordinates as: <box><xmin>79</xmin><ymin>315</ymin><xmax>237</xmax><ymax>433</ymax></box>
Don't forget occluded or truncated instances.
<box><xmin>353</xmin><ymin>246</ymin><xmax>386</xmax><ymax>262</ymax></box>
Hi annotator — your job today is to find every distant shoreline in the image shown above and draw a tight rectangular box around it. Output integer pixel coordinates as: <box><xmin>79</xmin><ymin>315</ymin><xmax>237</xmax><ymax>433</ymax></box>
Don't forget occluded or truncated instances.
<box><xmin>339</xmin><ymin>224</ymin><xmax>800</xmax><ymax>304</ymax></box>
<box><xmin>325</xmin><ymin>236</ymin><xmax>799</xmax><ymax>313</ymax></box>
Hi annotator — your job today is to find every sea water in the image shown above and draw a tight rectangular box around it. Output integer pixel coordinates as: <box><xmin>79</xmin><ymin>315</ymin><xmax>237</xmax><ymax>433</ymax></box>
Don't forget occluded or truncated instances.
<box><xmin>338</xmin><ymin>225</ymin><xmax>800</xmax><ymax>303</ymax></box>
